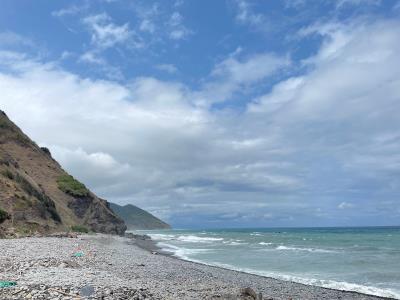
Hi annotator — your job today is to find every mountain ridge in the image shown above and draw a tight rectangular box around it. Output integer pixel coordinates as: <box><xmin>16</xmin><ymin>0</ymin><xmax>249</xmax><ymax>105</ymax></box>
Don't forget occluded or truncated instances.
<box><xmin>110</xmin><ymin>202</ymin><xmax>171</xmax><ymax>230</ymax></box>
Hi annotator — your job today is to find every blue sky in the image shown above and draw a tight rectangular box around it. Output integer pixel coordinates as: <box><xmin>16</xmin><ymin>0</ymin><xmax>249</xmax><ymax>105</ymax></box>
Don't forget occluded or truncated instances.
<box><xmin>0</xmin><ymin>0</ymin><xmax>400</xmax><ymax>228</ymax></box>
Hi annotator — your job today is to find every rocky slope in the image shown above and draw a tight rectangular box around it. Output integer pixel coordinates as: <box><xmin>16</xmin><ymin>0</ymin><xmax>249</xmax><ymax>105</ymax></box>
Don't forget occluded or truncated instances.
<box><xmin>0</xmin><ymin>110</ymin><xmax>126</xmax><ymax>236</ymax></box>
<box><xmin>110</xmin><ymin>203</ymin><xmax>170</xmax><ymax>230</ymax></box>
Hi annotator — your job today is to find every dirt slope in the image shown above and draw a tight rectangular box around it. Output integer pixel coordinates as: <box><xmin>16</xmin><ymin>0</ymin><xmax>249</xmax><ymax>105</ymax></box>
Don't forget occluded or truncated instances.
<box><xmin>0</xmin><ymin>110</ymin><xmax>126</xmax><ymax>236</ymax></box>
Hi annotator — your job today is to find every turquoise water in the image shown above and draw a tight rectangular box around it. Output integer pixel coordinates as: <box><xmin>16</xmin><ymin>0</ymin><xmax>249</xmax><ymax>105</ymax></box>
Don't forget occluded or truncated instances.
<box><xmin>140</xmin><ymin>227</ymin><xmax>400</xmax><ymax>299</ymax></box>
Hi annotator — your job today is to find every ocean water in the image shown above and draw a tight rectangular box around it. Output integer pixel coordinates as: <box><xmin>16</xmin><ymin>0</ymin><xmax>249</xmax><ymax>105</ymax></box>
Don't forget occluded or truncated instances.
<box><xmin>139</xmin><ymin>227</ymin><xmax>400</xmax><ymax>299</ymax></box>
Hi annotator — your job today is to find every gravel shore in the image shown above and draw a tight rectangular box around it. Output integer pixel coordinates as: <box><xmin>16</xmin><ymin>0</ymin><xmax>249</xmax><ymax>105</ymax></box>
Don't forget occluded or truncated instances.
<box><xmin>0</xmin><ymin>234</ymin><xmax>394</xmax><ymax>300</ymax></box>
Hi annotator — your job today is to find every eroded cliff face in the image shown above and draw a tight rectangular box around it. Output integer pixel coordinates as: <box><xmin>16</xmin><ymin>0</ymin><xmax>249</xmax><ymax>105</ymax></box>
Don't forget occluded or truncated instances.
<box><xmin>0</xmin><ymin>110</ymin><xmax>126</xmax><ymax>236</ymax></box>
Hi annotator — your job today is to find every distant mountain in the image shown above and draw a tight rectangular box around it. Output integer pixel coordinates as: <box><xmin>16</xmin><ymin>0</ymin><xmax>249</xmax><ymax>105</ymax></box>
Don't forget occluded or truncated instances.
<box><xmin>0</xmin><ymin>110</ymin><xmax>126</xmax><ymax>237</ymax></box>
<box><xmin>109</xmin><ymin>203</ymin><xmax>171</xmax><ymax>230</ymax></box>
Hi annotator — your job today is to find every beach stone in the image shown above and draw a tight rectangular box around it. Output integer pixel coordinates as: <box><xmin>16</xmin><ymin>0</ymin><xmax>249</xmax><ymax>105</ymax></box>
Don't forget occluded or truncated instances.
<box><xmin>240</xmin><ymin>287</ymin><xmax>258</xmax><ymax>299</ymax></box>
<box><xmin>80</xmin><ymin>285</ymin><xmax>95</xmax><ymax>297</ymax></box>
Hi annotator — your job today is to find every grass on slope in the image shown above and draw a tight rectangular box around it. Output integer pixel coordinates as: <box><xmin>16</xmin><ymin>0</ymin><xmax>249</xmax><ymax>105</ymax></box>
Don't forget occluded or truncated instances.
<box><xmin>71</xmin><ymin>225</ymin><xmax>89</xmax><ymax>233</ymax></box>
<box><xmin>57</xmin><ymin>175</ymin><xmax>89</xmax><ymax>197</ymax></box>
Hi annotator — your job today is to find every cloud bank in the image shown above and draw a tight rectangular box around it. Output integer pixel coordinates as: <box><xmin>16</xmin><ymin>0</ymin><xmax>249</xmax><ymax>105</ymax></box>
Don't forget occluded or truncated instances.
<box><xmin>0</xmin><ymin>15</ymin><xmax>400</xmax><ymax>227</ymax></box>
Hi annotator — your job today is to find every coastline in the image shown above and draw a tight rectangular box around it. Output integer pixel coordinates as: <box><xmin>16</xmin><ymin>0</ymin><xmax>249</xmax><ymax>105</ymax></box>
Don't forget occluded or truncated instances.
<box><xmin>0</xmin><ymin>234</ymin><xmax>396</xmax><ymax>300</ymax></box>
<box><xmin>130</xmin><ymin>234</ymin><xmax>398</xmax><ymax>300</ymax></box>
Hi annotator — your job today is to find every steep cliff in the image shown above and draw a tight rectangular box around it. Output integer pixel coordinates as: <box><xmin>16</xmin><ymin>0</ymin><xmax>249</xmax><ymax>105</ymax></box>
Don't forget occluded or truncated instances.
<box><xmin>0</xmin><ymin>110</ymin><xmax>126</xmax><ymax>236</ymax></box>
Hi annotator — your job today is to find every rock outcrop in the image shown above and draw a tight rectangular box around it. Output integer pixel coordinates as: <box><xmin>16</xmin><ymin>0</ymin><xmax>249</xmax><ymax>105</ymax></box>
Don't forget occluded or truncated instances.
<box><xmin>0</xmin><ymin>110</ymin><xmax>126</xmax><ymax>236</ymax></box>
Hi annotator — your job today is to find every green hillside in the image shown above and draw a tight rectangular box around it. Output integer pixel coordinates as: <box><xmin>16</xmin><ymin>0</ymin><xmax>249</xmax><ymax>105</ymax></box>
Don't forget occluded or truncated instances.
<box><xmin>110</xmin><ymin>203</ymin><xmax>170</xmax><ymax>230</ymax></box>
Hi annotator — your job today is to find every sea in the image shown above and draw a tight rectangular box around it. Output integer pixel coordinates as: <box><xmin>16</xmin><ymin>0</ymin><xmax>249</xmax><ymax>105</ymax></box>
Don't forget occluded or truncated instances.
<box><xmin>138</xmin><ymin>227</ymin><xmax>400</xmax><ymax>299</ymax></box>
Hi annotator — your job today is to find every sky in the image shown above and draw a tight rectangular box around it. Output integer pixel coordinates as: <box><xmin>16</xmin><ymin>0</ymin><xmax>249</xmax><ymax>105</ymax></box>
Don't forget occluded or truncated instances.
<box><xmin>0</xmin><ymin>0</ymin><xmax>399</xmax><ymax>228</ymax></box>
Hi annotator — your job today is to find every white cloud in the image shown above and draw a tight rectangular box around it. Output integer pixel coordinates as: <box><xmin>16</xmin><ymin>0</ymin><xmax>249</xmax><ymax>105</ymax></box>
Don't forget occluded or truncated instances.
<box><xmin>82</xmin><ymin>13</ymin><xmax>139</xmax><ymax>49</ymax></box>
<box><xmin>78</xmin><ymin>13</ymin><xmax>143</xmax><ymax>79</ymax></box>
<box><xmin>139</xmin><ymin>19</ymin><xmax>156</xmax><ymax>34</ymax></box>
<box><xmin>195</xmin><ymin>51</ymin><xmax>289</xmax><ymax>105</ymax></box>
<box><xmin>248</xmin><ymin>77</ymin><xmax>305</xmax><ymax>114</ymax></box>
<box><xmin>169</xmin><ymin>12</ymin><xmax>183</xmax><ymax>27</ymax></box>
<box><xmin>0</xmin><ymin>31</ymin><xmax>34</xmax><ymax>48</ymax></box>
<box><xmin>79</xmin><ymin>51</ymin><xmax>105</xmax><ymax>65</ymax></box>
<box><xmin>168</xmin><ymin>12</ymin><xmax>192</xmax><ymax>40</ymax></box>
<box><xmin>78</xmin><ymin>51</ymin><xmax>124</xmax><ymax>80</ymax></box>
<box><xmin>234</xmin><ymin>0</ymin><xmax>264</xmax><ymax>26</ymax></box>
<box><xmin>51</xmin><ymin>4</ymin><xmax>85</xmax><ymax>17</ymax></box>
<box><xmin>338</xmin><ymin>202</ymin><xmax>354</xmax><ymax>209</ymax></box>
<box><xmin>174</xmin><ymin>0</ymin><xmax>184</xmax><ymax>7</ymax></box>
<box><xmin>0</xmin><ymin>32</ymin><xmax>37</xmax><ymax>53</ymax></box>
<box><xmin>211</xmin><ymin>52</ymin><xmax>289</xmax><ymax>85</ymax></box>
<box><xmin>60</xmin><ymin>51</ymin><xmax>73</xmax><ymax>60</ymax></box>
<box><xmin>335</xmin><ymin>0</ymin><xmax>381</xmax><ymax>9</ymax></box>
<box><xmin>248</xmin><ymin>19</ymin><xmax>400</xmax><ymax>187</ymax></box>
<box><xmin>129</xmin><ymin>4</ymin><xmax>193</xmax><ymax>43</ymax></box>
<box><xmin>170</xmin><ymin>29</ymin><xmax>189</xmax><ymax>40</ymax></box>
<box><xmin>131</xmin><ymin>3</ymin><xmax>160</xmax><ymax>36</ymax></box>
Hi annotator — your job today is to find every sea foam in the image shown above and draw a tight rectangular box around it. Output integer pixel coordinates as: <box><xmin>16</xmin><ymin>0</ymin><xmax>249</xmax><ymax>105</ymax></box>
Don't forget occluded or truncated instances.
<box><xmin>177</xmin><ymin>235</ymin><xmax>224</xmax><ymax>243</ymax></box>
<box><xmin>147</xmin><ymin>227</ymin><xmax>400</xmax><ymax>299</ymax></box>
<box><xmin>275</xmin><ymin>245</ymin><xmax>336</xmax><ymax>253</ymax></box>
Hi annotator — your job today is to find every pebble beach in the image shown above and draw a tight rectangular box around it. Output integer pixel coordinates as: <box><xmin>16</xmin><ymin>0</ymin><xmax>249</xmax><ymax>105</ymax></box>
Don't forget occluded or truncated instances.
<box><xmin>0</xmin><ymin>234</ymin><xmax>394</xmax><ymax>300</ymax></box>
